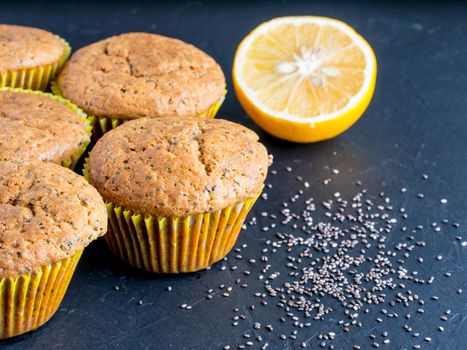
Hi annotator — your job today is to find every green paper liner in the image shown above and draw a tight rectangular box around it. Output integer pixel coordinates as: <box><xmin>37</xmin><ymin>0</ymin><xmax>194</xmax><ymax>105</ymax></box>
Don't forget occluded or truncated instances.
<box><xmin>0</xmin><ymin>36</ymin><xmax>70</xmax><ymax>91</ymax></box>
<box><xmin>0</xmin><ymin>87</ymin><xmax>92</xmax><ymax>170</ymax></box>
<box><xmin>51</xmin><ymin>81</ymin><xmax>226</xmax><ymax>141</ymax></box>
<box><xmin>0</xmin><ymin>251</ymin><xmax>82</xmax><ymax>339</ymax></box>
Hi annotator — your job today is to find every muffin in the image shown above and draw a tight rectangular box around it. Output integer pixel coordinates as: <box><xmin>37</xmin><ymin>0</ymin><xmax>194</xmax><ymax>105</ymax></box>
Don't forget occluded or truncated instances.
<box><xmin>0</xmin><ymin>24</ymin><xmax>70</xmax><ymax>91</ymax></box>
<box><xmin>54</xmin><ymin>32</ymin><xmax>226</xmax><ymax>139</ymax></box>
<box><xmin>0</xmin><ymin>88</ymin><xmax>91</xmax><ymax>169</ymax></box>
<box><xmin>0</xmin><ymin>161</ymin><xmax>107</xmax><ymax>339</ymax></box>
<box><xmin>86</xmin><ymin>117</ymin><xmax>268</xmax><ymax>273</ymax></box>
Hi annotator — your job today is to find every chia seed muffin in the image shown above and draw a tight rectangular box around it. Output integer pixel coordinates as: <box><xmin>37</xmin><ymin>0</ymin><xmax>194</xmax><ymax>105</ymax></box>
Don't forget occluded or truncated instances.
<box><xmin>0</xmin><ymin>161</ymin><xmax>107</xmax><ymax>339</ymax></box>
<box><xmin>54</xmin><ymin>32</ymin><xmax>226</xmax><ymax>139</ymax></box>
<box><xmin>87</xmin><ymin>117</ymin><xmax>268</xmax><ymax>273</ymax></box>
<box><xmin>0</xmin><ymin>24</ymin><xmax>70</xmax><ymax>90</ymax></box>
<box><xmin>0</xmin><ymin>88</ymin><xmax>91</xmax><ymax>169</ymax></box>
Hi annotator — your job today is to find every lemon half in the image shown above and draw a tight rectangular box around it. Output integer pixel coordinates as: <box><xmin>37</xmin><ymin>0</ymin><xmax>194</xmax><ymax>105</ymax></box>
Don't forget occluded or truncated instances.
<box><xmin>233</xmin><ymin>16</ymin><xmax>377</xmax><ymax>143</ymax></box>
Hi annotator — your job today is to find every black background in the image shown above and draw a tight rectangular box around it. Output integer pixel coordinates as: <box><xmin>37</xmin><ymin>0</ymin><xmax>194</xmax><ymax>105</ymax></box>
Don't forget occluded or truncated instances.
<box><xmin>1</xmin><ymin>1</ymin><xmax>467</xmax><ymax>349</ymax></box>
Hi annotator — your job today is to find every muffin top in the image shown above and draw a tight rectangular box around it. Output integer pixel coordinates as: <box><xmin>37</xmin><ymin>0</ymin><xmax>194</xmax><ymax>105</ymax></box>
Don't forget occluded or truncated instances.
<box><xmin>0</xmin><ymin>161</ymin><xmax>107</xmax><ymax>278</ymax></box>
<box><xmin>0</xmin><ymin>90</ymin><xmax>90</xmax><ymax>164</ymax></box>
<box><xmin>57</xmin><ymin>32</ymin><xmax>225</xmax><ymax>120</ymax></box>
<box><xmin>0</xmin><ymin>24</ymin><xmax>67</xmax><ymax>72</ymax></box>
<box><xmin>89</xmin><ymin>117</ymin><xmax>268</xmax><ymax>217</ymax></box>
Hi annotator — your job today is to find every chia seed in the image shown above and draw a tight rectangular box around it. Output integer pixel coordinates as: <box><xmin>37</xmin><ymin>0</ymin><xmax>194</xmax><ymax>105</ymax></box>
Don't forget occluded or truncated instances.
<box><xmin>216</xmin><ymin>167</ymin><xmax>459</xmax><ymax>349</ymax></box>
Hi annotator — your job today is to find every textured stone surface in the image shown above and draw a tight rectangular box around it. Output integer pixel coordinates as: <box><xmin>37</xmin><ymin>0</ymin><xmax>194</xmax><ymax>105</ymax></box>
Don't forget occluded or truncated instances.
<box><xmin>3</xmin><ymin>3</ymin><xmax>467</xmax><ymax>350</ymax></box>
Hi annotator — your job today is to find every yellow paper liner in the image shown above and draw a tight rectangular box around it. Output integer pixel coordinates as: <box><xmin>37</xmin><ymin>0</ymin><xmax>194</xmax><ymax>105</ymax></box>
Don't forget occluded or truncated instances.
<box><xmin>51</xmin><ymin>81</ymin><xmax>226</xmax><ymax>141</ymax></box>
<box><xmin>0</xmin><ymin>87</ymin><xmax>92</xmax><ymax>170</ymax></box>
<box><xmin>0</xmin><ymin>36</ymin><xmax>70</xmax><ymax>91</ymax></box>
<box><xmin>83</xmin><ymin>160</ymin><xmax>258</xmax><ymax>273</ymax></box>
<box><xmin>0</xmin><ymin>250</ymin><xmax>83</xmax><ymax>339</ymax></box>
<box><xmin>104</xmin><ymin>196</ymin><xmax>258</xmax><ymax>273</ymax></box>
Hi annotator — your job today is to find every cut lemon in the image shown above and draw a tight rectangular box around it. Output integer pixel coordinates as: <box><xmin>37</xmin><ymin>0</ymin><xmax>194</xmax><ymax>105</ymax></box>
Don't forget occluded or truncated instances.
<box><xmin>233</xmin><ymin>16</ymin><xmax>377</xmax><ymax>143</ymax></box>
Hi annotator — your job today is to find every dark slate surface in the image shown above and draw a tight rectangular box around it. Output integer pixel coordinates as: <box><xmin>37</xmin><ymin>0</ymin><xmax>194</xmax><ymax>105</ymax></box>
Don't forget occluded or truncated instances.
<box><xmin>1</xmin><ymin>1</ymin><xmax>467</xmax><ymax>349</ymax></box>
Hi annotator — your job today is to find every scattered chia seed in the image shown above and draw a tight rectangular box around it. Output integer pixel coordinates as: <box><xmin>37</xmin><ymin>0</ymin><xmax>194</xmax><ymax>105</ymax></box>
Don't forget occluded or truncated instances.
<box><xmin>203</xmin><ymin>164</ymin><xmax>462</xmax><ymax>349</ymax></box>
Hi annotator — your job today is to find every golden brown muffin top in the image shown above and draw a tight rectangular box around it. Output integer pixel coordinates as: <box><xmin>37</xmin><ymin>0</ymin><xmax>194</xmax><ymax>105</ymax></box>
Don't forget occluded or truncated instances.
<box><xmin>57</xmin><ymin>32</ymin><xmax>226</xmax><ymax>120</ymax></box>
<box><xmin>0</xmin><ymin>161</ymin><xmax>107</xmax><ymax>278</ymax></box>
<box><xmin>0</xmin><ymin>90</ymin><xmax>89</xmax><ymax>164</ymax></box>
<box><xmin>0</xmin><ymin>24</ymin><xmax>66</xmax><ymax>72</ymax></box>
<box><xmin>88</xmin><ymin>117</ymin><xmax>268</xmax><ymax>217</ymax></box>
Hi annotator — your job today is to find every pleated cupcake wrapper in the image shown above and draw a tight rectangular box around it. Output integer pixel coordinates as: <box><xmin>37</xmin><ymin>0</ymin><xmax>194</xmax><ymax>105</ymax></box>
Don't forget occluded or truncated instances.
<box><xmin>0</xmin><ymin>36</ymin><xmax>70</xmax><ymax>91</ymax></box>
<box><xmin>105</xmin><ymin>196</ymin><xmax>258</xmax><ymax>273</ymax></box>
<box><xmin>83</xmin><ymin>159</ymin><xmax>259</xmax><ymax>273</ymax></box>
<box><xmin>0</xmin><ymin>87</ymin><xmax>92</xmax><ymax>170</ymax></box>
<box><xmin>0</xmin><ymin>250</ymin><xmax>82</xmax><ymax>339</ymax></box>
<box><xmin>51</xmin><ymin>81</ymin><xmax>226</xmax><ymax>140</ymax></box>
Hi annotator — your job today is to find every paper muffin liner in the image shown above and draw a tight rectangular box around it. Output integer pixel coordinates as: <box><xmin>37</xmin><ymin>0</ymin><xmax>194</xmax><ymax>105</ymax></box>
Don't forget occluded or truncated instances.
<box><xmin>83</xmin><ymin>160</ymin><xmax>258</xmax><ymax>273</ymax></box>
<box><xmin>51</xmin><ymin>81</ymin><xmax>226</xmax><ymax>141</ymax></box>
<box><xmin>104</xmin><ymin>197</ymin><xmax>258</xmax><ymax>273</ymax></box>
<box><xmin>0</xmin><ymin>250</ymin><xmax>82</xmax><ymax>339</ymax></box>
<box><xmin>0</xmin><ymin>87</ymin><xmax>92</xmax><ymax>170</ymax></box>
<box><xmin>0</xmin><ymin>36</ymin><xmax>70</xmax><ymax>91</ymax></box>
